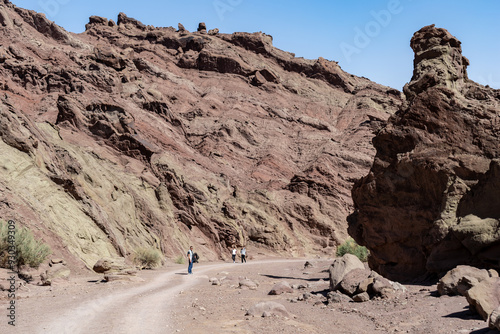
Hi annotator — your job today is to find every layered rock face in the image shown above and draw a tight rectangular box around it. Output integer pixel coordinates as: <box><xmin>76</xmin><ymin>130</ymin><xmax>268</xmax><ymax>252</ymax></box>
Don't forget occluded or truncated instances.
<box><xmin>0</xmin><ymin>1</ymin><xmax>401</xmax><ymax>269</ymax></box>
<box><xmin>349</xmin><ymin>25</ymin><xmax>500</xmax><ymax>281</ymax></box>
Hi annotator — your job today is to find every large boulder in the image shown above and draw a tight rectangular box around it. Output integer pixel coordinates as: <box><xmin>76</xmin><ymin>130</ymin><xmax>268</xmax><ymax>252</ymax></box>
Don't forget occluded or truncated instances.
<box><xmin>329</xmin><ymin>254</ymin><xmax>365</xmax><ymax>291</ymax></box>
<box><xmin>93</xmin><ymin>257</ymin><xmax>129</xmax><ymax>274</ymax></box>
<box><xmin>327</xmin><ymin>291</ymin><xmax>353</xmax><ymax>304</ymax></box>
<box><xmin>348</xmin><ymin>25</ymin><xmax>500</xmax><ymax>281</ymax></box>
<box><xmin>465</xmin><ymin>277</ymin><xmax>500</xmax><ymax>321</ymax></box>
<box><xmin>438</xmin><ymin>265</ymin><xmax>497</xmax><ymax>296</ymax></box>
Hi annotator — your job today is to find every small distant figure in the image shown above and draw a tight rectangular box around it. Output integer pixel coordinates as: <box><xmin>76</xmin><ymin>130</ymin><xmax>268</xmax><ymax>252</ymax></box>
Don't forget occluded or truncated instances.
<box><xmin>232</xmin><ymin>247</ymin><xmax>237</xmax><ymax>263</ymax></box>
<box><xmin>241</xmin><ymin>247</ymin><xmax>247</xmax><ymax>263</ymax></box>
<box><xmin>187</xmin><ymin>246</ymin><xmax>194</xmax><ymax>274</ymax></box>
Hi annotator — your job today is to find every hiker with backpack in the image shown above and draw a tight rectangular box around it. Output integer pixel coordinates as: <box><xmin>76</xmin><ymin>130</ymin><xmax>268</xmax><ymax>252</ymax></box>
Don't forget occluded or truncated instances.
<box><xmin>187</xmin><ymin>246</ymin><xmax>194</xmax><ymax>274</ymax></box>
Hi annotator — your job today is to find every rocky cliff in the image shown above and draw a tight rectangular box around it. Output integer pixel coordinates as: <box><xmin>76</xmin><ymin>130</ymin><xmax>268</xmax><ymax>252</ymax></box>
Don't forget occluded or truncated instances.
<box><xmin>349</xmin><ymin>25</ymin><xmax>500</xmax><ymax>281</ymax></box>
<box><xmin>0</xmin><ymin>1</ymin><xmax>401</xmax><ymax>270</ymax></box>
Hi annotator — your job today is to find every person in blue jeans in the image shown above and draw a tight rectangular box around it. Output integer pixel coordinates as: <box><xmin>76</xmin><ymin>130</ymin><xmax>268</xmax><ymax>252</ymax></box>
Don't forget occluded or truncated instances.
<box><xmin>241</xmin><ymin>247</ymin><xmax>247</xmax><ymax>263</ymax></box>
<box><xmin>187</xmin><ymin>246</ymin><xmax>194</xmax><ymax>274</ymax></box>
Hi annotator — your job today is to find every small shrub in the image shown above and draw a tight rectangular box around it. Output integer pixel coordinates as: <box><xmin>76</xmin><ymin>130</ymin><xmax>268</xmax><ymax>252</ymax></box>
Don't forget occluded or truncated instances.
<box><xmin>175</xmin><ymin>255</ymin><xmax>185</xmax><ymax>264</ymax></box>
<box><xmin>0</xmin><ymin>220</ymin><xmax>51</xmax><ymax>269</ymax></box>
<box><xmin>336</xmin><ymin>238</ymin><xmax>369</xmax><ymax>262</ymax></box>
<box><xmin>133</xmin><ymin>247</ymin><xmax>163</xmax><ymax>269</ymax></box>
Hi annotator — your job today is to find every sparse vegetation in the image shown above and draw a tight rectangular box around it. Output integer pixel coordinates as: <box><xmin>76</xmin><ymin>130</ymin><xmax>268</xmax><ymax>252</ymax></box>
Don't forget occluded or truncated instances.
<box><xmin>0</xmin><ymin>220</ymin><xmax>51</xmax><ymax>269</ymax></box>
<box><xmin>133</xmin><ymin>247</ymin><xmax>163</xmax><ymax>269</ymax></box>
<box><xmin>175</xmin><ymin>255</ymin><xmax>185</xmax><ymax>264</ymax></box>
<box><xmin>336</xmin><ymin>238</ymin><xmax>369</xmax><ymax>262</ymax></box>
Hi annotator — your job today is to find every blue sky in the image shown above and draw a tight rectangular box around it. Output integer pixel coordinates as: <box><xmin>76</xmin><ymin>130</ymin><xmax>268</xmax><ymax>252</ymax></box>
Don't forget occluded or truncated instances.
<box><xmin>11</xmin><ymin>0</ymin><xmax>500</xmax><ymax>90</ymax></box>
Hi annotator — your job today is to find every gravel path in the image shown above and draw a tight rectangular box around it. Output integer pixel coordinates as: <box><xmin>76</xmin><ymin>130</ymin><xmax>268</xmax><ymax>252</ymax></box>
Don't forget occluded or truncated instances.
<box><xmin>1</xmin><ymin>258</ymin><xmax>492</xmax><ymax>334</ymax></box>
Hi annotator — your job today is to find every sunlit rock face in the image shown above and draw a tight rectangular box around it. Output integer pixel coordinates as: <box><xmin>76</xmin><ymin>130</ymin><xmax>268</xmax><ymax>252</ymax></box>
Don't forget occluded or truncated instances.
<box><xmin>349</xmin><ymin>25</ymin><xmax>500</xmax><ymax>281</ymax></box>
<box><xmin>0</xmin><ymin>1</ymin><xmax>402</xmax><ymax>270</ymax></box>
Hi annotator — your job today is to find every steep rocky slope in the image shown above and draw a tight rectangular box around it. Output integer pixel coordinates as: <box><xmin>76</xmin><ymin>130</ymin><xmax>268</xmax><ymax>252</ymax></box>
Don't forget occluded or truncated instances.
<box><xmin>349</xmin><ymin>25</ymin><xmax>500</xmax><ymax>281</ymax></box>
<box><xmin>0</xmin><ymin>1</ymin><xmax>402</xmax><ymax>270</ymax></box>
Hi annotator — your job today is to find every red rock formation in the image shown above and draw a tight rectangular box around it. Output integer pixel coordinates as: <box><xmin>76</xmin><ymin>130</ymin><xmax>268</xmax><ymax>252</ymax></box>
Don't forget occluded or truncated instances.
<box><xmin>0</xmin><ymin>1</ymin><xmax>401</xmax><ymax>269</ymax></box>
<box><xmin>349</xmin><ymin>25</ymin><xmax>500</xmax><ymax>281</ymax></box>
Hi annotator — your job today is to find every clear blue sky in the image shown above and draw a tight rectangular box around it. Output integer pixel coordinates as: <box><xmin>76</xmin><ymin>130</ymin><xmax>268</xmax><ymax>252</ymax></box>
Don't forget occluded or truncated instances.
<box><xmin>11</xmin><ymin>0</ymin><xmax>500</xmax><ymax>90</ymax></box>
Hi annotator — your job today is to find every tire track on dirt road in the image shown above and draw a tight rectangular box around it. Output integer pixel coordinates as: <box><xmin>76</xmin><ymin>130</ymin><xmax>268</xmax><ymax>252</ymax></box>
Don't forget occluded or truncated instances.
<box><xmin>35</xmin><ymin>260</ymin><xmax>300</xmax><ymax>334</ymax></box>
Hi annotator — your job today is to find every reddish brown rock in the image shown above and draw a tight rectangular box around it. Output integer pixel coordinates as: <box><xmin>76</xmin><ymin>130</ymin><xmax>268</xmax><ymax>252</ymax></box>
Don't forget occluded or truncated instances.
<box><xmin>0</xmin><ymin>1</ymin><xmax>402</xmax><ymax>270</ymax></box>
<box><xmin>349</xmin><ymin>25</ymin><xmax>500</xmax><ymax>281</ymax></box>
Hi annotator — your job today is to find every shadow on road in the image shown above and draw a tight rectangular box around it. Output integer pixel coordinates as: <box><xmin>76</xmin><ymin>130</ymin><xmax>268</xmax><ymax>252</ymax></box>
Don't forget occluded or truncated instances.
<box><xmin>469</xmin><ymin>328</ymin><xmax>493</xmax><ymax>334</ymax></box>
<box><xmin>260</xmin><ymin>274</ymin><xmax>324</xmax><ymax>282</ymax></box>
<box><xmin>443</xmin><ymin>307</ymin><xmax>482</xmax><ymax>321</ymax></box>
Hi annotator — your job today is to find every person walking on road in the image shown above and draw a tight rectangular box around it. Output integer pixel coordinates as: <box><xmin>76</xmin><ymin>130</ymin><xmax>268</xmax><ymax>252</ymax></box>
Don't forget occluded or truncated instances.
<box><xmin>187</xmin><ymin>246</ymin><xmax>194</xmax><ymax>274</ymax></box>
<box><xmin>232</xmin><ymin>247</ymin><xmax>237</xmax><ymax>263</ymax></box>
<box><xmin>241</xmin><ymin>247</ymin><xmax>247</xmax><ymax>263</ymax></box>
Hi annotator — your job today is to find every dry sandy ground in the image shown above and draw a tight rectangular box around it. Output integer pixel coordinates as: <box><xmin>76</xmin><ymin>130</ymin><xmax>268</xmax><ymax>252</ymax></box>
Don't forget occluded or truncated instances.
<box><xmin>0</xmin><ymin>257</ymin><xmax>496</xmax><ymax>334</ymax></box>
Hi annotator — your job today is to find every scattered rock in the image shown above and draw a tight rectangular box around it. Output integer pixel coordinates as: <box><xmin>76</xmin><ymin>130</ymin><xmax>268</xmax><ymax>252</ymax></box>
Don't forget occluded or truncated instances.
<box><xmin>329</xmin><ymin>254</ymin><xmax>365</xmax><ymax>291</ymax></box>
<box><xmin>239</xmin><ymin>278</ymin><xmax>258</xmax><ymax>290</ymax></box>
<box><xmin>268</xmin><ymin>281</ymin><xmax>293</xmax><ymax>295</ymax></box>
<box><xmin>353</xmin><ymin>292</ymin><xmax>370</xmax><ymax>303</ymax></box>
<box><xmin>327</xmin><ymin>291</ymin><xmax>353</xmax><ymax>304</ymax></box>
<box><xmin>246</xmin><ymin>302</ymin><xmax>290</xmax><ymax>318</ymax></box>
<box><xmin>41</xmin><ymin>263</ymin><xmax>70</xmax><ymax>286</ymax></box>
<box><xmin>339</xmin><ymin>268</ymin><xmax>371</xmax><ymax>296</ymax></box>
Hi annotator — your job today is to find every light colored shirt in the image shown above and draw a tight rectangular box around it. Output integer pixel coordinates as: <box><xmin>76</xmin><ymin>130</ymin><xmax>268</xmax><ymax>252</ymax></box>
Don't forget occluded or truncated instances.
<box><xmin>232</xmin><ymin>249</ymin><xmax>237</xmax><ymax>255</ymax></box>
<box><xmin>241</xmin><ymin>249</ymin><xmax>246</xmax><ymax>255</ymax></box>
<box><xmin>188</xmin><ymin>250</ymin><xmax>193</xmax><ymax>261</ymax></box>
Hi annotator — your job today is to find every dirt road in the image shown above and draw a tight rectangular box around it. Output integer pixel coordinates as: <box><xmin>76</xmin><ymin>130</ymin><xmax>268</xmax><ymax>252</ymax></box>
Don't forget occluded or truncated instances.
<box><xmin>7</xmin><ymin>260</ymin><xmax>300</xmax><ymax>334</ymax></box>
<box><xmin>1</xmin><ymin>258</ymin><xmax>493</xmax><ymax>334</ymax></box>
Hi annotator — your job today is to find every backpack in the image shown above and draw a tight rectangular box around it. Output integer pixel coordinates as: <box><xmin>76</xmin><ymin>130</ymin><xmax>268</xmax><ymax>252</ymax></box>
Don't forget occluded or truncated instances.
<box><xmin>192</xmin><ymin>252</ymin><xmax>199</xmax><ymax>263</ymax></box>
